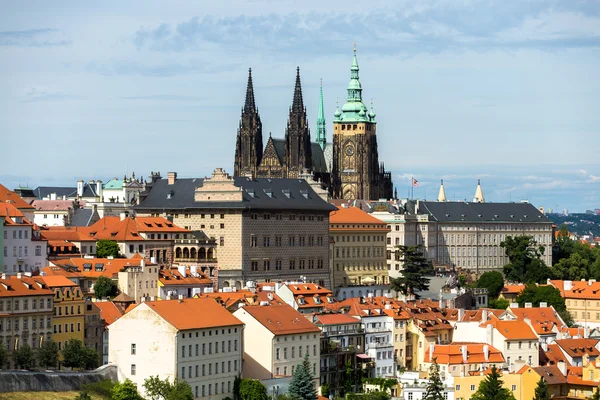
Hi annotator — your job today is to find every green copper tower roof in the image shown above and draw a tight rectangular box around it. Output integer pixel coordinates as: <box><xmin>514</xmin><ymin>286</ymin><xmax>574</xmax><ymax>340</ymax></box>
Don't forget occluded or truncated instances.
<box><xmin>338</xmin><ymin>45</ymin><xmax>374</xmax><ymax>123</ymax></box>
<box><xmin>316</xmin><ymin>79</ymin><xmax>327</xmax><ymax>150</ymax></box>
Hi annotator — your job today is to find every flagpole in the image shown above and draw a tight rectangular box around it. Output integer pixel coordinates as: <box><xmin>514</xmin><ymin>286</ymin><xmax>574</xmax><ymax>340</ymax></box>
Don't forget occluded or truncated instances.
<box><xmin>411</xmin><ymin>176</ymin><xmax>414</xmax><ymax>200</ymax></box>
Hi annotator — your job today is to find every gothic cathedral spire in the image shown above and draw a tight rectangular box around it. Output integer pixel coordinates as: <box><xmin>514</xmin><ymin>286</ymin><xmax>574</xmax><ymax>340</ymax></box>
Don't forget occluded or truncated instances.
<box><xmin>316</xmin><ymin>79</ymin><xmax>327</xmax><ymax>150</ymax></box>
<box><xmin>234</xmin><ymin>68</ymin><xmax>263</xmax><ymax>177</ymax></box>
<box><xmin>284</xmin><ymin>67</ymin><xmax>312</xmax><ymax>178</ymax></box>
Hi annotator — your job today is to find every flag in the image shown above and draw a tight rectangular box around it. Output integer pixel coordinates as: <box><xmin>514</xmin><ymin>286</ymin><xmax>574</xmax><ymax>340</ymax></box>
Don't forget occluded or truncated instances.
<box><xmin>412</xmin><ymin>178</ymin><xmax>419</xmax><ymax>187</ymax></box>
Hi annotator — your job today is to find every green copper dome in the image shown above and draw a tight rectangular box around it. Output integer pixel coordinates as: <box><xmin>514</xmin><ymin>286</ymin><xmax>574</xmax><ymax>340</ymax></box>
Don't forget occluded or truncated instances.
<box><xmin>338</xmin><ymin>46</ymin><xmax>372</xmax><ymax>123</ymax></box>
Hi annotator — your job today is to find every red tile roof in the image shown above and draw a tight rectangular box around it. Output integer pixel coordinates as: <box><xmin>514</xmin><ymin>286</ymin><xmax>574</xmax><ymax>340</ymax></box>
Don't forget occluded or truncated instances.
<box><xmin>0</xmin><ymin>184</ymin><xmax>34</xmax><ymax>210</ymax></box>
<box><xmin>52</xmin><ymin>256</ymin><xmax>155</xmax><ymax>279</ymax></box>
<box><xmin>424</xmin><ymin>343</ymin><xmax>505</xmax><ymax>365</ymax></box>
<box><xmin>549</xmin><ymin>280</ymin><xmax>600</xmax><ymax>300</ymax></box>
<box><xmin>159</xmin><ymin>267</ymin><xmax>213</xmax><ymax>286</ymax></box>
<box><xmin>31</xmin><ymin>200</ymin><xmax>76</xmax><ymax>212</ymax></box>
<box><xmin>313</xmin><ymin>314</ymin><xmax>361</xmax><ymax>325</ymax></box>
<box><xmin>0</xmin><ymin>276</ymin><xmax>54</xmax><ymax>298</ymax></box>
<box><xmin>485</xmin><ymin>320</ymin><xmax>538</xmax><ymax>340</ymax></box>
<box><xmin>95</xmin><ymin>301</ymin><xmax>124</xmax><ymax>325</ymax></box>
<box><xmin>238</xmin><ymin>304</ymin><xmax>321</xmax><ymax>335</ymax></box>
<box><xmin>0</xmin><ymin>202</ymin><xmax>33</xmax><ymax>226</ymax></box>
<box><xmin>555</xmin><ymin>338</ymin><xmax>600</xmax><ymax>358</ymax></box>
<box><xmin>329</xmin><ymin>206</ymin><xmax>389</xmax><ymax>229</ymax></box>
<box><xmin>531</xmin><ymin>365</ymin><xmax>567</xmax><ymax>385</ymax></box>
<box><xmin>509</xmin><ymin>307</ymin><xmax>565</xmax><ymax>335</ymax></box>
<box><xmin>142</xmin><ymin>297</ymin><xmax>243</xmax><ymax>330</ymax></box>
<box><xmin>501</xmin><ymin>284</ymin><xmax>526</xmax><ymax>295</ymax></box>
<box><xmin>541</xmin><ymin>343</ymin><xmax>569</xmax><ymax>366</ymax></box>
<box><xmin>38</xmin><ymin>275</ymin><xmax>78</xmax><ymax>288</ymax></box>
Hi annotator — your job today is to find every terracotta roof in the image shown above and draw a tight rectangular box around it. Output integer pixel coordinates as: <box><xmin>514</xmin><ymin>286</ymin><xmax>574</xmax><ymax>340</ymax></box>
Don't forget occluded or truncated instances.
<box><xmin>286</xmin><ymin>283</ymin><xmax>332</xmax><ymax>295</ymax></box>
<box><xmin>541</xmin><ymin>343</ymin><xmax>569</xmax><ymax>365</ymax></box>
<box><xmin>0</xmin><ymin>276</ymin><xmax>54</xmax><ymax>298</ymax></box>
<box><xmin>313</xmin><ymin>313</ymin><xmax>361</xmax><ymax>326</ymax></box>
<box><xmin>198</xmin><ymin>290</ymin><xmax>285</xmax><ymax>310</ymax></box>
<box><xmin>95</xmin><ymin>301</ymin><xmax>124</xmax><ymax>325</ymax></box>
<box><xmin>509</xmin><ymin>307</ymin><xmax>565</xmax><ymax>335</ymax></box>
<box><xmin>460</xmin><ymin>308</ymin><xmax>506</xmax><ymax>322</ymax></box>
<box><xmin>501</xmin><ymin>284</ymin><xmax>526</xmax><ymax>295</ymax></box>
<box><xmin>531</xmin><ymin>365</ymin><xmax>567</xmax><ymax>385</ymax></box>
<box><xmin>329</xmin><ymin>206</ymin><xmax>389</xmax><ymax>228</ymax></box>
<box><xmin>549</xmin><ymin>280</ymin><xmax>600</xmax><ymax>300</ymax></box>
<box><xmin>92</xmin><ymin>216</ymin><xmax>188</xmax><ymax>241</ymax></box>
<box><xmin>52</xmin><ymin>256</ymin><xmax>155</xmax><ymax>279</ymax></box>
<box><xmin>488</xmin><ymin>320</ymin><xmax>538</xmax><ymax>340</ymax></box>
<box><xmin>0</xmin><ymin>184</ymin><xmax>34</xmax><ymax>210</ymax></box>
<box><xmin>159</xmin><ymin>267</ymin><xmax>213</xmax><ymax>286</ymax></box>
<box><xmin>38</xmin><ymin>275</ymin><xmax>78</xmax><ymax>288</ymax></box>
<box><xmin>555</xmin><ymin>338</ymin><xmax>600</xmax><ymax>358</ymax></box>
<box><xmin>565</xmin><ymin>365</ymin><xmax>600</xmax><ymax>386</ymax></box>
<box><xmin>31</xmin><ymin>200</ymin><xmax>75</xmax><ymax>212</ymax></box>
<box><xmin>238</xmin><ymin>304</ymin><xmax>321</xmax><ymax>335</ymax></box>
<box><xmin>423</xmin><ymin>343</ymin><xmax>505</xmax><ymax>364</ymax></box>
<box><xmin>0</xmin><ymin>202</ymin><xmax>33</xmax><ymax>226</ymax></box>
<box><xmin>41</xmin><ymin>266</ymin><xmax>84</xmax><ymax>279</ymax></box>
<box><xmin>113</xmin><ymin>292</ymin><xmax>135</xmax><ymax>303</ymax></box>
<box><xmin>142</xmin><ymin>297</ymin><xmax>243</xmax><ymax>330</ymax></box>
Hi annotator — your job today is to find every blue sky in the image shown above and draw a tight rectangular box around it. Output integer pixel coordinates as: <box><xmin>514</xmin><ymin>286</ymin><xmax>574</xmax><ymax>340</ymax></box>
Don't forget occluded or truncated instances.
<box><xmin>1</xmin><ymin>0</ymin><xmax>599</xmax><ymax>212</ymax></box>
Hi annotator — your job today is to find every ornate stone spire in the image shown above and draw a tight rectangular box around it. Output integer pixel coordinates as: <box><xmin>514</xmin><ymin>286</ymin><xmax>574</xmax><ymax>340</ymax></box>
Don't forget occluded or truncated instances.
<box><xmin>244</xmin><ymin>68</ymin><xmax>256</xmax><ymax>113</ymax></box>
<box><xmin>340</xmin><ymin>44</ymin><xmax>369</xmax><ymax>122</ymax></box>
<box><xmin>437</xmin><ymin>179</ymin><xmax>447</xmax><ymax>202</ymax></box>
<box><xmin>473</xmin><ymin>179</ymin><xmax>485</xmax><ymax>203</ymax></box>
<box><xmin>291</xmin><ymin>66</ymin><xmax>304</xmax><ymax>113</ymax></box>
<box><xmin>316</xmin><ymin>78</ymin><xmax>326</xmax><ymax>150</ymax></box>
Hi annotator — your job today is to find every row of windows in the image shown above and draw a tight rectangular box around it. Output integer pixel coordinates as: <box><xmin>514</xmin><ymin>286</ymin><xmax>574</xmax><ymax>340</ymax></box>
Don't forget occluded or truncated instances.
<box><xmin>336</xmin><ymin>246</ymin><xmax>384</xmax><ymax>258</ymax></box>
<box><xmin>251</xmin><ymin>259</ymin><xmax>325</xmax><ymax>271</ymax></box>
<box><xmin>335</xmin><ymin>263</ymin><xmax>386</xmax><ymax>271</ymax></box>
<box><xmin>180</xmin><ymin>340</ymin><xmax>239</xmax><ymax>357</ymax></box>
<box><xmin>53</xmin><ymin>322</ymin><xmax>82</xmax><ymax>334</ymax></box>
<box><xmin>572</xmin><ymin>311</ymin><xmax>600</xmax><ymax>320</ymax></box>
<box><xmin>250</xmin><ymin>213</ymin><xmax>325</xmax><ymax>222</ymax></box>
<box><xmin>3</xmin><ymin>245</ymin><xmax>43</xmax><ymax>258</ymax></box>
<box><xmin>54</xmin><ymin>305</ymin><xmax>82</xmax><ymax>316</ymax></box>
<box><xmin>178</xmin><ymin>359</ymin><xmax>239</xmax><ymax>379</ymax></box>
<box><xmin>336</xmin><ymin>235</ymin><xmax>385</xmax><ymax>243</ymax></box>
<box><xmin>567</xmin><ymin>300</ymin><xmax>600</xmax><ymax>308</ymax></box>
<box><xmin>276</xmin><ymin>362</ymin><xmax>316</xmax><ymax>376</ymax></box>
<box><xmin>0</xmin><ymin>316</ymin><xmax>52</xmax><ymax>331</ymax></box>
<box><xmin>250</xmin><ymin>235</ymin><xmax>326</xmax><ymax>247</ymax></box>
<box><xmin>4</xmin><ymin>229</ymin><xmax>29</xmax><ymax>240</ymax></box>
<box><xmin>275</xmin><ymin>344</ymin><xmax>317</xmax><ymax>360</ymax></box>
<box><xmin>0</xmin><ymin>298</ymin><xmax>52</xmax><ymax>312</ymax></box>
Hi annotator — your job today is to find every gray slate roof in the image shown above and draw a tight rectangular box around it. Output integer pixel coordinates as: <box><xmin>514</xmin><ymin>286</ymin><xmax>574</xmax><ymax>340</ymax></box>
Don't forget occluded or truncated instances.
<box><xmin>135</xmin><ymin>177</ymin><xmax>336</xmax><ymax>212</ymax></box>
<box><xmin>34</xmin><ymin>186</ymin><xmax>77</xmax><ymax>199</ymax></box>
<box><xmin>418</xmin><ymin>201</ymin><xmax>551</xmax><ymax>223</ymax></box>
<box><xmin>71</xmin><ymin>208</ymin><xmax>97</xmax><ymax>227</ymax></box>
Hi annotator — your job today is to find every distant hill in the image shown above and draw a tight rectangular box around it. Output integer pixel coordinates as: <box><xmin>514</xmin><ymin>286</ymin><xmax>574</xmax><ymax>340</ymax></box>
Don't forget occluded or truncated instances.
<box><xmin>547</xmin><ymin>213</ymin><xmax>600</xmax><ymax>238</ymax></box>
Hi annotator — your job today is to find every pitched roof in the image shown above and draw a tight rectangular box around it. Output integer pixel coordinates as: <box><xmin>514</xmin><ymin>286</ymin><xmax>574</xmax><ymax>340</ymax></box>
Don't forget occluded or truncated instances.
<box><xmin>134</xmin><ymin>176</ymin><xmax>336</xmax><ymax>212</ymax></box>
<box><xmin>238</xmin><ymin>304</ymin><xmax>321</xmax><ymax>335</ymax></box>
<box><xmin>423</xmin><ymin>343</ymin><xmax>505</xmax><ymax>364</ymax></box>
<box><xmin>549</xmin><ymin>280</ymin><xmax>600</xmax><ymax>299</ymax></box>
<box><xmin>531</xmin><ymin>365</ymin><xmax>567</xmax><ymax>385</ymax></box>
<box><xmin>159</xmin><ymin>267</ymin><xmax>213</xmax><ymax>286</ymax></box>
<box><xmin>197</xmin><ymin>290</ymin><xmax>285</xmax><ymax>310</ymax></box>
<box><xmin>0</xmin><ymin>202</ymin><xmax>33</xmax><ymax>226</ymax></box>
<box><xmin>0</xmin><ymin>183</ymin><xmax>34</xmax><ymax>210</ymax></box>
<box><xmin>95</xmin><ymin>301</ymin><xmax>125</xmax><ymax>325</ymax></box>
<box><xmin>541</xmin><ymin>343</ymin><xmax>569</xmax><ymax>365</ymax></box>
<box><xmin>143</xmin><ymin>297</ymin><xmax>243</xmax><ymax>330</ymax></box>
<box><xmin>34</xmin><ymin>186</ymin><xmax>77</xmax><ymax>200</ymax></box>
<box><xmin>329</xmin><ymin>206</ymin><xmax>389</xmax><ymax>227</ymax></box>
<box><xmin>42</xmin><ymin>266</ymin><xmax>85</xmax><ymax>279</ymax></box>
<box><xmin>70</xmin><ymin>208</ymin><xmax>98</xmax><ymax>227</ymax></box>
<box><xmin>488</xmin><ymin>320</ymin><xmax>538</xmax><ymax>340</ymax></box>
<box><xmin>31</xmin><ymin>200</ymin><xmax>76</xmax><ymax>212</ymax></box>
<box><xmin>313</xmin><ymin>314</ymin><xmax>360</xmax><ymax>326</ymax></box>
<box><xmin>555</xmin><ymin>338</ymin><xmax>600</xmax><ymax>358</ymax></box>
<box><xmin>38</xmin><ymin>275</ymin><xmax>78</xmax><ymax>288</ymax></box>
<box><xmin>113</xmin><ymin>292</ymin><xmax>135</xmax><ymax>303</ymax></box>
<box><xmin>52</xmin><ymin>256</ymin><xmax>154</xmax><ymax>279</ymax></box>
<box><xmin>501</xmin><ymin>284</ymin><xmax>526</xmax><ymax>295</ymax></box>
<box><xmin>418</xmin><ymin>201</ymin><xmax>551</xmax><ymax>223</ymax></box>
<box><xmin>509</xmin><ymin>307</ymin><xmax>565</xmax><ymax>335</ymax></box>
<box><xmin>91</xmin><ymin>216</ymin><xmax>188</xmax><ymax>241</ymax></box>
<box><xmin>0</xmin><ymin>276</ymin><xmax>54</xmax><ymax>298</ymax></box>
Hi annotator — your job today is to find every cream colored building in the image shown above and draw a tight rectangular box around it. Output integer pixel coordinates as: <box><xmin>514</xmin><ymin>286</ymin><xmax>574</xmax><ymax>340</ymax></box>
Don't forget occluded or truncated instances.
<box><xmin>116</xmin><ymin>257</ymin><xmax>159</xmax><ymax>303</ymax></box>
<box><xmin>329</xmin><ymin>206</ymin><xmax>389</xmax><ymax>287</ymax></box>
<box><xmin>135</xmin><ymin>169</ymin><xmax>336</xmax><ymax>289</ymax></box>
<box><xmin>109</xmin><ymin>297</ymin><xmax>243</xmax><ymax>400</ymax></box>
<box><xmin>549</xmin><ymin>280</ymin><xmax>600</xmax><ymax>329</ymax></box>
<box><xmin>233</xmin><ymin>304</ymin><xmax>321</xmax><ymax>384</ymax></box>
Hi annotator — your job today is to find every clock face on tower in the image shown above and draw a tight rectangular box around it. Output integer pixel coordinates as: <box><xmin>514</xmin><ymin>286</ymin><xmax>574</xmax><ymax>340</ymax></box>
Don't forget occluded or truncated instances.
<box><xmin>345</xmin><ymin>145</ymin><xmax>354</xmax><ymax>156</ymax></box>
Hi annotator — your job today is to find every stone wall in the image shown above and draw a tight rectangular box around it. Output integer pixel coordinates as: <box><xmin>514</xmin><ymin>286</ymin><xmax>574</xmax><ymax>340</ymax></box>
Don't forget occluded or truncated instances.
<box><xmin>0</xmin><ymin>364</ymin><xmax>117</xmax><ymax>393</ymax></box>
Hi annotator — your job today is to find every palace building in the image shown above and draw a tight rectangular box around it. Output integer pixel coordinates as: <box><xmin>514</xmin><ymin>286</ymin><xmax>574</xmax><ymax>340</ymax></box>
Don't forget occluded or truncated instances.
<box><xmin>233</xmin><ymin>48</ymin><xmax>393</xmax><ymax>200</ymax></box>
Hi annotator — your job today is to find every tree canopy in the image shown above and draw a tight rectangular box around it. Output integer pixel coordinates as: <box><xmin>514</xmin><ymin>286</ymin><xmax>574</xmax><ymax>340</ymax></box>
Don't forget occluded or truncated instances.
<box><xmin>288</xmin><ymin>354</ymin><xmax>317</xmax><ymax>400</ymax></box>
<box><xmin>37</xmin><ymin>339</ymin><xmax>59</xmax><ymax>368</ymax></box>
<box><xmin>501</xmin><ymin>236</ymin><xmax>551</xmax><ymax>283</ymax></box>
<box><xmin>477</xmin><ymin>271</ymin><xmax>505</xmax><ymax>299</ymax></box>
<box><xmin>96</xmin><ymin>239</ymin><xmax>120</xmax><ymax>258</ymax></box>
<box><xmin>143</xmin><ymin>376</ymin><xmax>193</xmax><ymax>400</ymax></box>
<box><xmin>13</xmin><ymin>343</ymin><xmax>35</xmax><ymax>369</ymax></box>
<box><xmin>470</xmin><ymin>365</ymin><xmax>515</xmax><ymax>400</ymax></box>
<box><xmin>112</xmin><ymin>379</ymin><xmax>143</xmax><ymax>400</ymax></box>
<box><xmin>423</xmin><ymin>359</ymin><xmax>444</xmax><ymax>400</ymax></box>
<box><xmin>62</xmin><ymin>339</ymin><xmax>99</xmax><ymax>370</ymax></box>
<box><xmin>239</xmin><ymin>379</ymin><xmax>268</xmax><ymax>400</ymax></box>
<box><xmin>552</xmin><ymin>233</ymin><xmax>600</xmax><ymax>281</ymax></box>
<box><xmin>390</xmin><ymin>245</ymin><xmax>431</xmax><ymax>296</ymax></box>
<box><xmin>532</xmin><ymin>377</ymin><xmax>550</xmax><ymax>400</ymax></box>
<box><xmin>93</xmin><ymin>275</ymin><xmax>118</xmax><ymax>299</ymax></box>
<box><xmin>0</xmin><ymin>343</ymin><xmax>8</xmax><ymax>369</ymax></box>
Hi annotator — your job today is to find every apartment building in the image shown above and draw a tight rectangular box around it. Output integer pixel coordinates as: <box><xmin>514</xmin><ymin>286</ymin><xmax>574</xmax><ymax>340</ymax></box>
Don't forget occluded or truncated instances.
<box><xmin>0</xmin><ymin>274</ymin><xmax>54</xmax><ymax>368</ymax></box>
<box><xmin>549</xmin><ymin>280</ymin><xmax>600</xmax><ymax>329</ymax></box>
<box><xmin>109</xmin><ymin>297</ymin><xmax>243</xmax><ymax>399</ymax></box>
<box><xmin>1</xmin><ymin>202</ymin><xmax>47</xmax><ymax>274</ymax></box>
<box><xmin>135</xmin><ymin>168</ymin><xmax>336</xmax><ymax>289</ymax></box>
<box><xmin>424</xmin><ymin>343</ymin><xmax>504</xmax><ymax>378</ymax></box>
<box><xmin>233</xmin><ymin>303</ymin><xmax>321</xmax><ymax>384</ymax></box>
<box><xmin>329</xmin><ymin>206</ymin><xmax>389</xmax><ymax>287</ymax></box>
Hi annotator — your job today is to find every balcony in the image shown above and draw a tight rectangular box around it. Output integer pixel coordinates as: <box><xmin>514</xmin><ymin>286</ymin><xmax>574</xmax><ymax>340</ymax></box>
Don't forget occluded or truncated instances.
<box><xmin>368</xmin><ymin>342</ymin><xmax>393</xmax><ymax>349</ymax></box>
<box><xmin>174</xmin><ymin>257</ymin><xmax>217</xmax><ymax>263</ymax></box>
<box><xmin>365</xmin><ymin>327</ymin><xmax>391</xmax><ymax>333</ymax></box>
<box><xmin>322</xmin><ymin>343</ymin><xmax>357</xmax><ymax>354</ymax></box>
<box><xmin>321</xmin><ymin>328</ymin><xmax>364</xmax><ymax>337</ymax></box>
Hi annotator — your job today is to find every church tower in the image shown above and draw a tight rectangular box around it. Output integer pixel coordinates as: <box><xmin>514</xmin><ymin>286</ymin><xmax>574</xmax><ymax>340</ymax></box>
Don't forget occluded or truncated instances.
<box><xmin>316</xmin><ymin>79</ymin><xmax>327</xmax><ymax>150</ymax></box>
<box><xmin>234</xmin><ymin>68</ymin><xmax>263</xmax><ymax>177</ymax></box>
<box><xmin>332</xmin><ymin>46</ymin><xmax>390</xmax><ymax>200</ymax></box>
<box><xmin>284</xmin><ymin>67</ymin><xmax>312</xmax><ymax>178</ymax></box>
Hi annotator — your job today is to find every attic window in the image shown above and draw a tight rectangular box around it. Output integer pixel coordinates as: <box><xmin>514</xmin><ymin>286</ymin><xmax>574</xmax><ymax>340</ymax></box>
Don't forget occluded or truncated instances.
<box><xmin>166</xmin><ymin>223</ymin><xmax>173</xmax><ymax>227</ymax></box>
<box><xmin>94</xmin><ymin>263</ymin><xmax>104</xmax><ymax>271</ymax></box>
<box><xmin>111</xmin><ymin>232</ymin><xmax>117</xmax><ymax>237</ymax></box>
<box><xmin>145</xmin><ymin>223</ymin><xmax>152</xmax><ymax>227</ymax></box>
<box><xmin>247</xmin><ymin>189</ymin><xmax>255</xmax><ymax>198</ymax></box>
<box><xmin>264</xmin><ymin>189</ymin><xmax>273</xmax><ymax>198</ymax></box>
<box><xmin>282</xmin><ymin>189</ymin><xmax>291</xmax><ymax>199</ymax></box>
<box><xmin>300</xmin><ymin>190</ymin><xmax>309</xmax><ymax>199</ymax></box>
<box><xmin>131</xmin><ymin>233</ymin><xmax>139</xmax><ymax>237</ymax></box>
<box><xmin>83</xmin><ymin>263</ymin><xmax>92</xmax><ymax>271</ymax></box>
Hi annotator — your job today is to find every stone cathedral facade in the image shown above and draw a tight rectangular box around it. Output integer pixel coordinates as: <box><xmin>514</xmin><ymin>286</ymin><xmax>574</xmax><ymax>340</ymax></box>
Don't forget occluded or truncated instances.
<box><xmin>233</xmin><ymin>49</ymin><xmax>393</xmax><ymax>200</ymax></box>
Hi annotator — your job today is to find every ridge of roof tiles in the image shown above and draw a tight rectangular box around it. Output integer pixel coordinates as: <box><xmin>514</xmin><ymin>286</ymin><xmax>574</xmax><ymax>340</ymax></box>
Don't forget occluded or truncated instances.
<box><xmin>239</xmin><ymin>303</ymin><xmax>321</xmax><ymax>335</ymax></box>
<box><xmin>329</xmin><ymin>206</ymin><xmax>389</xmax><ymax>226</ymax></box>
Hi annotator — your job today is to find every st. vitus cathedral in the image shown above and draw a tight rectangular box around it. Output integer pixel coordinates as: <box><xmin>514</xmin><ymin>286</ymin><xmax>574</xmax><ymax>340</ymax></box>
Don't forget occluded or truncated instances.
<box><xmin>233</xmin><ymin>48</ymin><xmax>393</xmax><ymax>200</ymax></box>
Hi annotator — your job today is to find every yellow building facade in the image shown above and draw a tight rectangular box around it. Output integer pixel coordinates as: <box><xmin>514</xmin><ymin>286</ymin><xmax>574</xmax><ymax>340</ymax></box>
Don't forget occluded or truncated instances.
<box><xmin>454</xmin><ymin>366</ymin><xmax>539</xmax><ymax>400</ymax></box>
<box><xmin>43</xmin><ymin>276</ymin><xmax>85</xmax><ymax>351</ymax></box>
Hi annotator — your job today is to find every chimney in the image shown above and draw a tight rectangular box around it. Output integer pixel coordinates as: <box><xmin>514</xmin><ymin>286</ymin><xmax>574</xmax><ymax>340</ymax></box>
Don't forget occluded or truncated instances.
<box><xmin>17</xmin><ymin>273</ymin><xmax>22</xmax><ymax>279</ymax></box>
<box><xmin>167</xmin><ymin>172</ymin><xmax>177</xmax><ymax>185</ymax></box>
<box><xmin>564</xmin><ymin>280</ymin><xmax>573</xmax><ymax>291</ymax></box>
<box><xmin>510</xmin><ymin>302</ymin><xmax>519</xmax><ymax>309</ymax></box>
<box><xmin>557</xmin><ymin>360</ymin><xmax>567</xmax><ymax>377</ymax></box>
<box><xmin>458</xmin><ymin>308</ymin><xmax>465</xmax><ymax>321</ymax></box>
<box><xmin>140</xmin><ymin>259</ymin><xmax>145</xmax><ymax>268</ymax></box>
<box><xmin>1</xmin><ymin>273</ymin><xmax>5</xmax><ymax>280</ymax></box>
<box><xmin>482</xmin><ymin>309</ymin><xmax>488</xmax><ymax>323</ymax></box>
<box><xmin>429</xmin><ymin>344</ymin><xmax>435</xmax><ymax>361</ymax></box>
<box><xmin>50</xmin><ymin>193</ymin><xmax>57</xmax><ymax>201</ymax></box>
<box><xmin>461</xmin><ymin>345</ymin><xmax>468</xmax><ymax>363</ymax></box>
<box><xmin>525</xmin><ymin>302</ymin><xmax>532</xmax><ymax>308</ymax></box>
<box><xmin>96</xmin><ymin>180</ymin><xmax>103</xmax><ymax>201</ymax></box>
<box><xmin>483</xmin><ymin>344</ymin><xmax>489</xmax><ymax>361</ymax></box>
<box><xmin>267</xmin><ymin>292</ymin><xmax>274</xmax><ymax>301</ymax></box>
<box><xmin>540</xmin><ymin>302</ymin><xmax>547</xmax><ymax>308</ymax></box>
<box><xmin>77</xmin><ymin>180</ymin><xmax>84</xmax><ymax>197</ymax></box>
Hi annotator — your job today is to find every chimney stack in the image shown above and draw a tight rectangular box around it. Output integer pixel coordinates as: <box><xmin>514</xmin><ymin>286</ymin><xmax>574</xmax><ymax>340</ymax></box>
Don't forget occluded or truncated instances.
<box><xmin>77</xmin><ymin>180</ymin><xmax>84</xmax><ymax>197</ymax></box>
<box><xmin>96</xmin><ymin>180</ymin><xmax>103</xmax><ymax>201</ymax></box>
<box><xmin>168</xmin><ymin>172</ymin><xmax>177</xmax><ymax>185</ymax></box>
<box><xmin>557</xmin><ymin>360</ymin><xmax>567</xmax><ymax>377</ymax></box>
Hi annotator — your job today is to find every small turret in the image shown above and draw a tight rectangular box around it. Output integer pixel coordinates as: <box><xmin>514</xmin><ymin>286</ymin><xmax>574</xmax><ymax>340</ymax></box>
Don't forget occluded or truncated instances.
<box><xmin>473</xmin><ymin>179</ymin><xmax>485</xmax><ymax>203</ymax></box>
<box><xmin>437</xmin><ymin>179</ymin><xmax>447</xmax><ymax>202</ymax></box>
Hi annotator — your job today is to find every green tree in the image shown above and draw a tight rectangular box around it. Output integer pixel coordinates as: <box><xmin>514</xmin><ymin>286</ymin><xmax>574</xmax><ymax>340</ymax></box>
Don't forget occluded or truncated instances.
<box><xmin>532</xmin><ymin>377</ymin><xmax>550</xmax><ymax>400</ymax></box>
<box><xmin>83</xmin><ymin>346</ymin><xmax>99</xmax><ymax>370</ymax></box>
<box><xmin>501</xmin><ymin>236</ymin><xmax>551</xmax><ymax>283</ymax></box>
<box><xmin>288</xmin><ymin>354</ymin><xmax>317</xmax><ymax>400</ymax></box>
<box><xmin>96</xmin><ymin>239</ymin><xmax>120</xmax><ymax>258</ymax></box>
<box><xmin>0</xmin><ymin>342</ymin><xmax>8</xmax><ymax>369</ymax></box>
<box><xmin>93</xmin><ymin>275</ymin><xmax>118</xmax><ymax>299</ymax></box>
<box><xmin>143</xmin><ymin>375</ymin><xmax>193</xmax><ymax>400</ymax></box>
<box><xmin>516</xmin><ymin>284</ymin><xmax>574</xmax><ymax>326</ymax></box>
<box><xmin>239</xmin><ymin>379</ymin><xmax>268</xmax><ymax>400</ymax></box>
<box><xmin>390</xmin><ymin>245</ymin><xmax>431</xmax><ymax>296</ymax></box>
<box><xmin>423</xmin><ymin>359</ymin><xmax>444</xmax><ymax>400</ymax></box>
<box><xmin>592</xmin><ymin>387</ymin><xmax>600</xmax><ymax>400</ymax></box>
<box><xmin>13</xmin><ymin>343</ymin><xmax>35</xmax><ymax>369</ymax></box>
<box><xmin>470</xmin><ymin>365</ymin><xmax>515</xmax><ymax>400</ymax></box>
<box><xmin>36</xmin><ymin>339</ymin><xmax>59</xmax><ymax>368</ymax></box>
<box><xmin>321</xmin><ymin>382</ymin><xmax>330</xmax><ymax>398</ymax></box>
<box><xmin>74</xmin><ymin>393</ymin><xmax>92</xmax><ymax>400</ymax></box>
<box><xmin>112</xmin><ymin>379</ymin><xmax>144</xmax><ymax>400</ymax></box>
<box><xmin>477</xmin><ymin>271</ymin><xmax>505</xmax><ymax>299</ymax></box>
<box><xmin>488</xmin><ymin>298</ymin><xmax>510</xmax><ymax>310</ymax></box>
<box><xmin>62</xmin><ymin>339</ymin><xmax>87</xmax><ymax>369</ymax></box>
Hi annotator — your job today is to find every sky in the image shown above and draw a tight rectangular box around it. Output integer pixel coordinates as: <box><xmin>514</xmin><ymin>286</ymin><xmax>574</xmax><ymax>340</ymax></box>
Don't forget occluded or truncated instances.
<box><xmin>1</xmin><ymin>0</ymin><xmax>599</xmax><ymax>212</ymax></box>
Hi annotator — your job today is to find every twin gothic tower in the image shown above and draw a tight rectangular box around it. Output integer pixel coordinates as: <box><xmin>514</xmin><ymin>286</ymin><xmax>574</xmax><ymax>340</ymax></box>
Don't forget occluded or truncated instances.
<box><xmin>233</xmin><ymin>49</ymin><xmax>393</xmax><ymax>200</ymax></box>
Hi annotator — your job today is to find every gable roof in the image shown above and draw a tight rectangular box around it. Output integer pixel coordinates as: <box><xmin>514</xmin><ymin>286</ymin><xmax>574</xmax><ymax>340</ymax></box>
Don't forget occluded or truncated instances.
<box><xmin>70</xmin><ymin>208</ymin><xmax>98</xmax><ymax>227</ymax></box>
<box><xmin>237</xmin><ymin>304</ymin><xmax>321</xmax><ymax>335</ymax></box>
<box><xmin>549</xmin><ymin>280</ymin><xmax>600</xmax><ymax>299</ymax></box>
<box><xmin>488</xmin><ymin>320</ymin><xmax>538</xmax><ymax>340</ymax></box>
<box><xmin>555</xmin><ymin>338</ymin><xmax>600</xmax><ymax>358</ymax></box>
<box><xmin>313</xmin><ymin>314</ymin><xmax>360</xmax><ymax>326</ymax></box>
<box><xmin>509</xmin><ymin>307</ymin><xmax>565</xmax><ymax>335</ymax></box>
<box><xmin>95</xmin><ymin>301</ymin><xmax>125</xmax><ymax>325</ymax></box>
<box><xmin>424</xmin><ymin>343</ymin><xmax>505</xmax><ymax>364</ymax></box>
<box><xmin>142</xmin><ymin>297</ymin><xmax>243</xmax><ymax>330</ymax></box>
<box><xmin>329</xmin><ymin>206</ymin><xmax>389</xmax><ymax>227</ymax></box>
<box><xmin>0</xmin><ymin>276</ymin><xmax>54</xmax><ymax>298</ymax></box>
<box><xmin>34</xmin><ymin>186</ymin><xmax>77</xmax><ymax>200</ymax></box>
<box><xmin>134</xmin><ymin>176</ymin><xmax>336</xmax><ymax>212</ymax></box>
<box><xmin>531</xmin><ymin>365</ymin><xmax>568</xmax><ymax>385</ymax></box>
<box><xmin>0</xmin><ymin>202</ymin><xmax>33</xmax><ymax>226</ymax></box>
<box><xmin>418</xmin><ymin>201</ymin><xmax>551</xmax><ymax>223</ymax></box>
<box><xmin>0</xmin><ymin>183</ymin><xmax>34</xmax><ymax>210</ymax></box>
